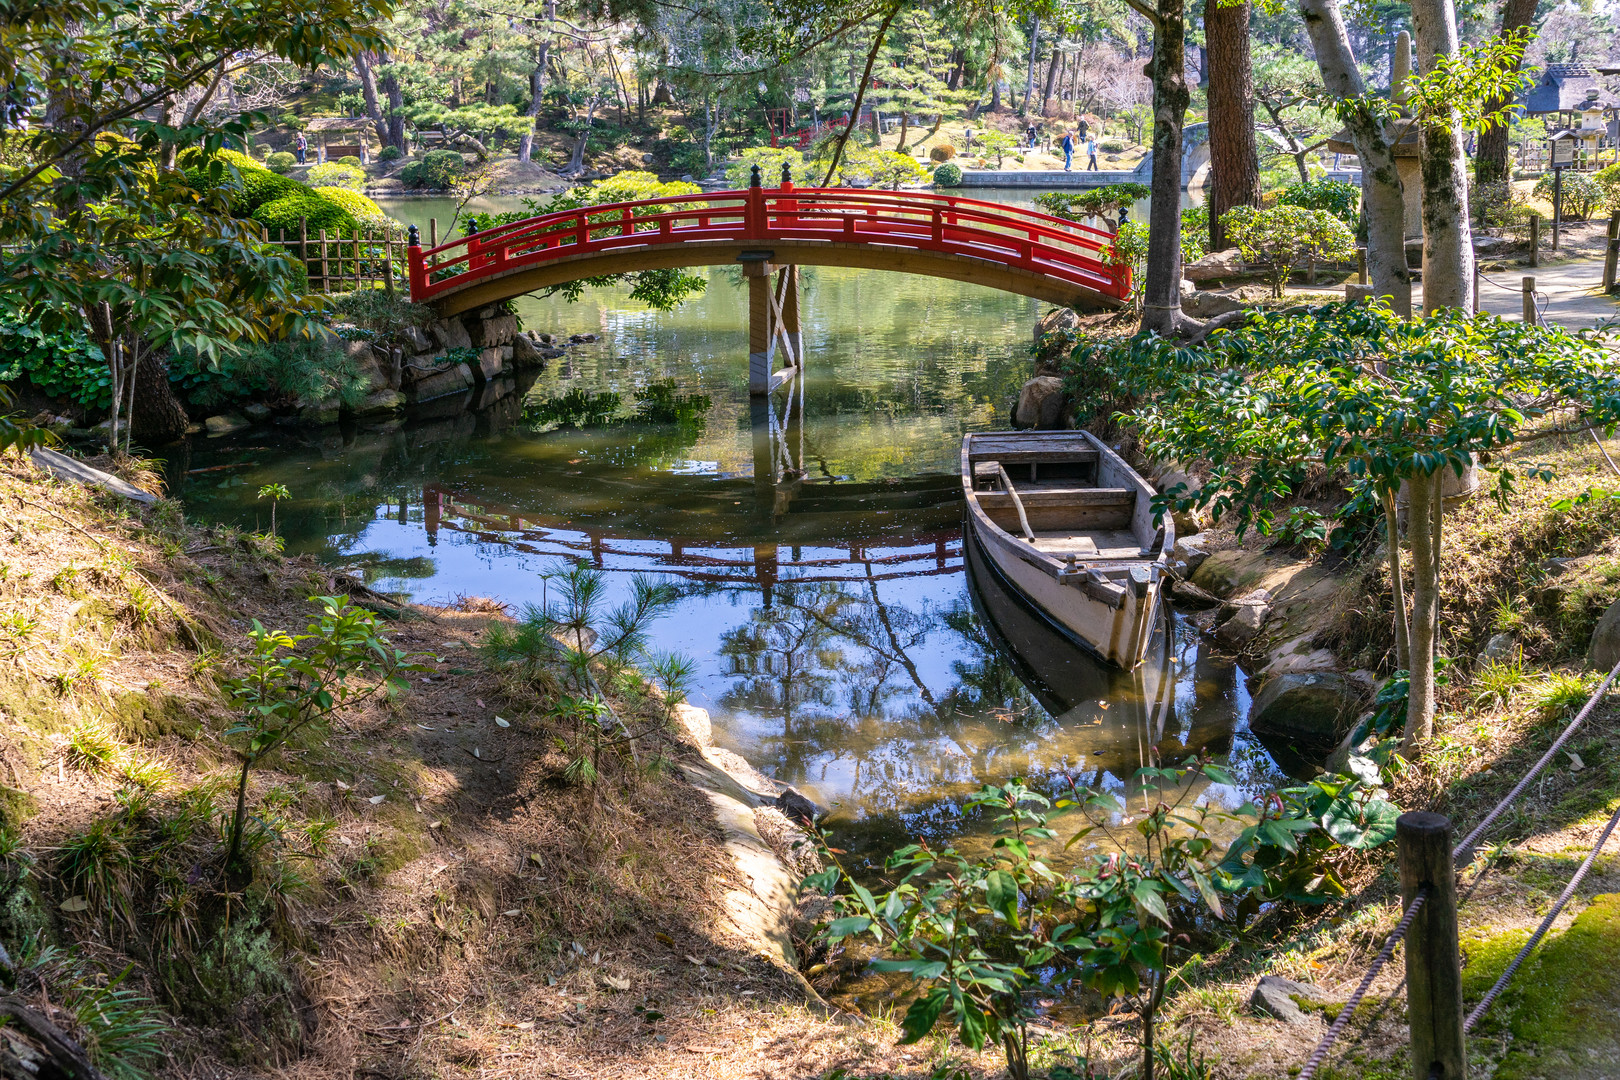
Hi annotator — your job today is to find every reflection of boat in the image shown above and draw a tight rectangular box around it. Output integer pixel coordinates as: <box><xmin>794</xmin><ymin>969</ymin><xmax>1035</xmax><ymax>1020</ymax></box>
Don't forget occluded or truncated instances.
<box><xmin>961</xmin><ymin>430</ymin><xmax>1172</xmax><ymax>668</ymax></box>
<box><xmin>965</xmin><ymin>525</ymin><xmax>1232</xmax><ymax>772</ymax></box>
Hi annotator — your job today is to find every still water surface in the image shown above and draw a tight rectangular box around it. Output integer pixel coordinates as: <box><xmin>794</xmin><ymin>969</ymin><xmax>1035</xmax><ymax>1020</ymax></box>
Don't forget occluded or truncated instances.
<box><xmin>167</xmin><ymin>189</ymin><xmax>1280</xmax><ymax>860</ymax></box>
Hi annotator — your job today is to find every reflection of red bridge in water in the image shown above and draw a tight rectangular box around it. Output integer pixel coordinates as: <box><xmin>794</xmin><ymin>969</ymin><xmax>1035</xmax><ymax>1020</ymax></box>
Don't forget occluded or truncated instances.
<box><xmin>421</xmin><ymin>483</ymin><xmax>962</xmax><ymax>592</ymax></box>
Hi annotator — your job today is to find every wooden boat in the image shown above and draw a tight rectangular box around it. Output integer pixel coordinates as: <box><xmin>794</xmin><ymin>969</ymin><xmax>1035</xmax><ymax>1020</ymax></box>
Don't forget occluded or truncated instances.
<box><xmin>961</xmin><ymin>430</ymin><xmax>1173</xmax><ymax>669</ymax></box>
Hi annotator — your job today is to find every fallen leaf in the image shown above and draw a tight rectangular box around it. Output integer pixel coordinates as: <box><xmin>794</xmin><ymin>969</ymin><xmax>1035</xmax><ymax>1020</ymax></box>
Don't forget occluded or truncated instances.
<box><xmin>495</xmin><ymin>716</ymin><xmax>510</xmax><ymax>728</ymax></box>
<box><xmin>477</xmin><ymin>699</ymin><xmax>486</xmax><ymax>708</ymax></box>
<box><xmin>528</xmin><ymin>853</ymin><xmax>544</xmax><ymax>866</ymax></box>
<box><xmin>1569</xmin><ymin>752</ymin><xmax>1587</xmax><ymax>772</ymax></box>
<box><xmin>338</xmin><ymin>835</ymin><xmax>354</xmax><ymax>846</ymax></box>
<box><xmin>685</xmin><ymin>954</ymin><xmax>708</xmax><ymax>967</ymax></box>
<box><xmin>654</xmin><ymin>931</ymin><xmax>675</xmax><ymax>947</ymax></box>
<box><xmin>60</xmin><ymin>896</ymin><xmax>88</xmax><ymax>912</ymax></box>
<box><xmin>601</xmin><ymin>974</ymin><xmax>631</xmax><ymax>991</ymax></box>
<box><xmin>429</xmin><ymin>820</ymin><xmax>443</xmax><ymax>829</ymax></box>
<box><xmin>335</xmin><ymin>779</ymin><xmax>351</xmax><ymax>791</ymax></box>
<box><xmin>503</xmin><ymin>909</ymin><xmax>521</xmax><ymax>917</ymax></box>
<box><xmin>369</xmin><ymin>795</ymin><xmax>386</xmax><ymax>805</ymax></box>
<box><xmin>515</xmin><ymin>1021</ymin><xmax>535</xmax><ymax>1031</ymax></box>
<box><xmin>473</xmin><ymin>747</ymin><xmax>481</xmax><ymax>759</ymax></box>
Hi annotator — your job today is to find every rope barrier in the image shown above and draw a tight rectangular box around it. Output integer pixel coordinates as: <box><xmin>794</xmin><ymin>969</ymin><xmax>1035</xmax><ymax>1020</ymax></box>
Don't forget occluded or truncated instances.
<box><xmin>1464</xmin><ymin>798</ymin><xmax>1620</xmax><ymax>1031</ymax></box>
<box><xmin>1295</xmin><ymin>886</ymin><xmax>1430</xmax><ymax>1080</ymax></box>
<box><xmin>1454</xmin><ymin>655</ymin><xmax>1620</xmax><ymax>864</ymax></box>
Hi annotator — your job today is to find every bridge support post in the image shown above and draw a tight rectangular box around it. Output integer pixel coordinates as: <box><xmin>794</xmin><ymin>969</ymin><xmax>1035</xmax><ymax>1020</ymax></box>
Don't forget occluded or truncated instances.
<box><xmin>745</xmin><ymin>257</ymin><xmax>801</xmax><ymax>396</ymax></box>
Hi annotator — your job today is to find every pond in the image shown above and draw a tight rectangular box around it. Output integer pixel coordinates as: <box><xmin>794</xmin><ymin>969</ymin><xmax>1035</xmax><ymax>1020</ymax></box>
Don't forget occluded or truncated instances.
<box><xmin>165</xmin><ymin>187</ymin><xmax>1284</xmax><ymax>864</ymax></box>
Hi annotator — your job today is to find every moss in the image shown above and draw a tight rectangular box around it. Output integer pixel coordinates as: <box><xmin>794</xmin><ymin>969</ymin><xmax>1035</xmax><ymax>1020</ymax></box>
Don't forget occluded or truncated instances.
<box><xmin>0</xmin><ymin>867</ymin><xmax>50</xmax><ymax>950</ymax></box>
<box><xmin>0</xmin><ymin>784</ymin><xmax>37</xmax><ymax>829</ymax></box>
<box><xmin>1467</xmin><ymin>894</ymin><xmax>1620</xmax><ymax>1079</ymax></box>
<box><xmin>1190</xmin><ymin>549</ymin><xmax>1268</xmax><ymax>596</ymax></box>
<box><xmin>160</xmin><ymin>906</ymin><xmax>304</xmax><ymax>1062</ymax></box>
<box><xmin>110</xmin><ymin>690</ymin><xmax>200</xmax><ymax>742</ymax></box>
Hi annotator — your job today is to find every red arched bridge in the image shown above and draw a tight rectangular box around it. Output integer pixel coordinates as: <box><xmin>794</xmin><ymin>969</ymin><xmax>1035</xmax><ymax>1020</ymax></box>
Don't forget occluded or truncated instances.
<box><xmin>405</xmin><ymin>183</ymin><xmax>1129</xmax><ymax>314</ymax></box>
<box><xmin>406</xmin><ymin>176</ymin><xmax>1127</xmax><ymax>394</ymax></box>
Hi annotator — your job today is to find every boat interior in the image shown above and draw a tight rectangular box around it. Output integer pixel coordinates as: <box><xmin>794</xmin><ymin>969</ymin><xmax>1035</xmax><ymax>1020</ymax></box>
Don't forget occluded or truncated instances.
<box><xmin>967</xmin><ymin>432</ymin><xmax>1159</xmax><ymax>560</ymax></box>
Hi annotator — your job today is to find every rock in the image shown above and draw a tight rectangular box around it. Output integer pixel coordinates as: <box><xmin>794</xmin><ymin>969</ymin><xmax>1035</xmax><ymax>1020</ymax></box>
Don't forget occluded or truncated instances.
<box><xmin>298</xmin><ymin>402</ymin><xmax>341</xmax><ymax>426</ymax></box>
<box><xmin>1344</xmin><ymin>283</ymin><xmax>1377</xmax><ymax>304</ymax></box>
<box><xmin>1168</xmin><ymin>577</ymin><xmax>1222</xmax><ymax>611</ymax></box>
<box><xmin>1262</xmin><ymin>646</ymin><xmax>1339</xmax><ymax>678</ymax></box>
<box><xmin>403</xmin><ymin>325</ymin><xmax>432</xmax><ymax>353</ymax></box>
<box><xmin>539</xmin><ymin>347</ymin><xmax>566</xmax><ymax>360</ymax></box>
<box><xmin>473</xmin><ymin>346</ymin><xmax>504</xmax><ymax>382</ymax></box>
<box><xmin>1215</xmin><ymin>602</ymin><xmax>1269</xmax><ymax>648</ymax></box>
<box><xmin>1474</xmin><ymin>235</ymin><xmax>1507</xmax><ymax>254</ymax></box>
<box><xmin>429</xmin><ymin>318</ymin><xmax>473</xmax><ymax>352</ymax></box>
<box><xmin>569</xmin><ymin>332</ymin><xmax>598</xmax><ymax>344</ymax></box>
<box><xmin>346</xmin><ymin>341</ymin><xmax>390</xmax><ymax>392</ymax></box>
<box><xmin>499</xmin><ymin>344</ymin><xmax>514</xmax><ymax>363</ymax></box>
<box><xmin>1172</xmin><ymin>507</ymin><xmax>1204</xmax><ymax>536</ymax></box>
<box><xmin>1033</xmin><ymin>307</ymin><xmax>1080</xmax><ymax>346</ymax></box>
<box><xmin>1249</xmin><ymin>672</ymin><xmax>1363</xmax><ymax>745</ymax></box>
<box><xmin>1589</xmin><ymin>597</ymin><xmax>1620</xmax><ymax>671</ymax></box>
<box><xmin>1250</xmin><ymin>976</ymin><xmax>1329</xmax><ymax>1024</ymax></box>
<box><xmin>1179</xmin><ymin>277</ymin><xmax>1196</xmax><ymax>299</ymax></box>
<box><xmin>242</xmin><ymin>403</ymin><xmax>273</xmax><ymax>421</ymax></box>
<box><xmin>1185</xmin><ymin>247</ymin><xmax>1243</xmax><ymax>283</ymax></box>
<box><xmin>774</xmin><ymin>787</ymin><xmax>821</xmax><ymax>827</ymax></box>
<box><xmin>406</xmin><ymin>362</ymin><xmax>474</xmax><ymax>403</ymax></box>
<box><xmin>1013</xmin><ymin>376</ymin><xmax>1067</xmax><ymax>430</ymax></box>
<box><xmin>205</xmin><ymin>413</ymin><xmax>251</xmax><ymax>436</ymax></box>
<box><xmin>510</xmin><ymin>334</ymin><xmax>544</xmax><ymax>368</ymax></box>
<box><xmin>1216</xmin><ymin>587</ymin><xmax>1272</xmax><ymax>621</ymax></box>
<box><xmin>1479</xmin><ymin>632</ymin><xmax>1517</xmax><ymax>665</ymax></box>
<box><xmin>536</xmin><ymin>332</ymin><xmax>554</xmax><ymax>345</ymax></box>
<box><xmin>1171</xmin><ymin>540</ymin><xmax>1209</xmax><ymax>577</ymax></box>
<box><xmin>1033</xmin><ymin>307</ymin><xmax>1080</xmax><ymax>371</ymax></box>
<box><xmin>1182</xmin><ymin>290</ymin><xmax>1244</xmax><ymax>319</ymax></box>
<box><xmin>1324</xmin><ymin>718</ymin><xmax>1378</xmax><ymax>775</ymax></box>
<box><xmin>1155</xmin><ymin>467</ymin><xmax>1200</xmax><ymax>499</ymax></box>
<box><xmin>471</xmin><ymin>314</ymin><xmax>518</xmax><ymax>349</ymax></box>
<box><xmin>354</xmin><ymin>389</ymin><xmax>406</xmax><ymax>416</ymax></box>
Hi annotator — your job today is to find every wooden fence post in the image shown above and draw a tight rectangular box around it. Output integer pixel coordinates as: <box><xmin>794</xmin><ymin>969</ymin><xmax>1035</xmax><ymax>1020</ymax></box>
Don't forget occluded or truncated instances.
<box><xmin>1605</xmin><ymin>212</ymin><xmax>1620</xmax><ymax>293</ymax></box>
<box><xmin>299</xmin><ymin>216</ymin><xmax>309</xmax><ymax>289</ymax></box>
<box><xmin>1357</xmin><ymin>247</ymin><xmax>1368</xmax><ymax>285</ymax></box>
<box><xmin>1399</xmin><ymin>812</ymin><xmax>1466</xmax><ymax>1080</ymax></box>
<box><xmin>1529</xmin><ymin>215</ymin><xmax>1540</xmax><ymax>268</ymax></box>
<box><xmin>1522</xmin><ymin>276</ymin><xmax>1537</xmax><ymax>325</ymax></box>
<box><xmin>429</xmin><ymin>217</ymin><xmax>438</xmax><ymax>248</ymax></box>
<box><xmin>319</xmin><ymin>228</ymin><xmax>330</xmax><ymax>293</ymax></box>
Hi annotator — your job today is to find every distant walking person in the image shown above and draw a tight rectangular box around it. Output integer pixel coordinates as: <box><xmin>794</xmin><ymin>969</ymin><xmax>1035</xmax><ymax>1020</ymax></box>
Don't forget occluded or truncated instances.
<box><xmin>1085</xmin><ymin>136</ymin><xmax>1098</xmax><ymax>171</ymax></box>
<box><xmin>1027</xmin><ymin>121</ymin><xmax>1038</xmax><ymax>149</ymax></box>
<box><xmin>295</xmin><ymin>131</ymin><xmax>307</xmax><ymax>165</ymax></box>
<box><xmin>1061</xmin><ymin>130</ymin><xmax>1074</xmax><ymax>171</ymax></box>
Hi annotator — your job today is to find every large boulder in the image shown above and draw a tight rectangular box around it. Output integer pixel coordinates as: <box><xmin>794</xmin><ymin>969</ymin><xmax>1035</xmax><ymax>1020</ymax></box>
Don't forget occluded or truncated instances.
<box><xmin>204</xmin><ymin>413</ymin><xmax>251</xmax><ymax>436</ymax></box>
<box><xmin>1215</xmin><ymin>602</ymin><xmax>1269</xmax><ymax>649</ymax></box>
<box><xmin>1182</xmin><ymin>290</ymin><xmax>1245</xmax><ymax>319</ymax></box>
<box><xmin>470</xmin><ymin>313</ymin><xmax>518</xmax><ymax>349</ymax></box>
<box><xmin>1589</xmin><ymin>597</ymin><xmax>1620</xmax><ymax>671</ymax></box>
<box><xmin>1250</xmin><ymin>976</ymin><xmax>1329</xmax><ymax>1024</ymax></box>
<box><xmin>429</xmin><ymin>318</ymin><xmax>472</xmax><ymax>352</ymax></box>
<box><xmin>353</xmin><ymin>388</ymin><xmax>406</xmax><ymax>416</ymax></box>
<box><xmin>345</xmin><ymin>340</ymin><xmax>390</xmax><ymax>393</ymax></box>
<box><xmin>1012</xmin><ymin>376</ymin><xmax>1067</xmax><ymax>430</ymax></box>
<box><xmin>1185</xmin><ymin>247</ymin><xmax>1244</xmax><ymax>283</ymax></box>
<box><xmin>510</xmin><ymin>333</ymin><xmax>544</xmax><ymax>368</ymax></box>
<box><xmin>1249</xmin><ymin>672</ymin><xmax>1362</xmax><ymax>746</ymax></box>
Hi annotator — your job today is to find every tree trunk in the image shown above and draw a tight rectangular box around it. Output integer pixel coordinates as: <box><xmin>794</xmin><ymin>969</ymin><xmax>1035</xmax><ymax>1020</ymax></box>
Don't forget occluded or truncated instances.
<box><xmin>379</xmin><ymin>57</ymin><xmax>406</xmax><ymax>152</ymax></box>
<box><xmin>1139</xmin><ymin>0</ymin><xmax>1192</xmax><ymax>337</ymax></box>
<box><xmin>1298</xmin><ymin>0</ymin><xmax>1412</xmax><ymax>316</ymax></box>
<box><xmin>896</xmin><ymin>110</ymin><xmax>910</xmax><ymax>152</ymax></box>
<box><xmin>1041</xmin><ymin>45</ymin><xmax>1061</xmax><ymax>114</ymax></box>
<box><xmin>1410</xmin><ymin>0</ymin><xmax>1474</xmax><ymax>313</ymax></box>
<box><xmin>1205</xmin><ymin>0</ymin><xmax>1260</xmax><ymax>252</ymax></box>
<box><xmin>1383</xmin><ymin>488</ymin><xmax>1410</xmax><ymax>671</ymax></box>
<box><xmin>518</xmin><ymin>13</ymin><xmax>552</xmax><ymax>165</ymax></box>
<box><xmin>1475</xmin><ymin>0</ymin><xmax>1536</xmax><ymax>187</ymax></box>
<box><xmin>129</xmin><ymin>346</ymin><xmax>188</xmax><ymax>443</ymax></box>
<box><xmin>1021</xmin><ymin>17</ymin><xmax>1041</xmax><ymax>114</ymax></box>
<box><xmin>354</xmin><ymin>49</ymin><xmax>387</xmax><ymax>149</ymax></box>
<box><xmin>564</xmin><ymin>96</ymin><xmax>597</xmax><ymax>176</ymax></box>
<box><xmin>1403</xmin><ymin>471</ymin><xmax>1440</xmax><ymax>747</ymax></box>
<box><xmin>947</xmin><ymin>47</ymin><xmax>964</xmax><ymax>90</ymax></box>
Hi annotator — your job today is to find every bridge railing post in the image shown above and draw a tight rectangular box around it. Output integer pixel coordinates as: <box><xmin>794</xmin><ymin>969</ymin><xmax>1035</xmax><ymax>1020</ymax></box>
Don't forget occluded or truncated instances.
<box><xmin>406</xmin><ymin>224</ymin><xmax>426</xmax><ymax>301</ymax></box>
<box><xmin>747</xmin><ymin>164</ymin><xmax>766</xmax><ymax>237</ymax></box>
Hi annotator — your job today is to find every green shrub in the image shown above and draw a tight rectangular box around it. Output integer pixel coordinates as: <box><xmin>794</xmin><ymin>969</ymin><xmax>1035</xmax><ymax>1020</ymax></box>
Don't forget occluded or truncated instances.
<box><xmin>251</xmin><ymin>193</ymin><xmax>359</xmax><ymax>237</ymax></box>
<box><xmin>399</xmin><ymin>149</ymin><xmax>464</xmax><ymax>189</ymax></box>
<box><xmin>170</xmin><ymin>333</ymin><xmax>373</xmax><ymax>409</ymax></box>
<box><xmin>1474</xmin><ymin>179</ymin><xmax>1535</xmax><ymax>229</ymax></box>
<box><xmin>1220</xmin><ymin>203</ymin><xmax>1358</xmax><ymax>297</ymax></box>
<box><xmin>1276</xmin><ymin>179</ymin><xmax>1360</xmax><ymax>228</ymax></box>
<box><xmin>312</xmin><ymin>186</ymin><xmax>387</xmax><ymax>225</ymax></box>
<box><xmin>176</xmin><ymin>146</ymin><xmax>260</xmax><ymax>174</ymax></box>
<box><xmin>337</xmin><ymin>155</ymin><xmax>362</xmax><ymax>167</ymax></box>
<box><xmin>1533</xmin><ymin>169</ymin><xmax>1602</xmax><ymax>220</ymax></box>
<box><xmin>724</xmin><ymin>146</ymin><xmax>805</xmax><ymax>188</ymax></box>
<box><xmin>1592</xmin><ymin>163</ymin><xmax>1620</xmax><ymax>215</ymax></box>
<box><xmin>929</xmin><ymin>143</ymin><xmax>957</xmax><ymax>163</ymax></box>
<box><xmin>377</xmin><ymin>145</ymin><xmax>402</xmax><ymax>162</ymax></box>
<box><xmin>1034</xmin><ymin>184</ymin><xmax>1150</xmax><ymax>221</ymax></box>
<box><xmin>264</xmin><ymin>151</ymin><xmax>297</xmax><ymax>174</ymax></box>
<box><xmin>1098</xmin><ymin>137</ymin><xmax>1127</xmax><ymax>152</ymax></box>
<box><xmin>236</xmin><ymin>169</ymin><xmax>307</xmax><ymax>210</ymax></box>
<box><xmin>0</xmin><ymin>315</ymin><xmax>110</xmax><ymax>411</ymax></box>
<box><xmin>306</xmin><ymin>162</ymin><xmax>366</xmax><ymax>192</ymax></box>
<box><xmin>1181</xmin><ymin>204</ymin><xmax>1210</xmax><ymax>262</ymax></box>
<box><xmin>932</xmin><ymin>162</ymin><xmax>963</xmax><ymax>187</ymax></box>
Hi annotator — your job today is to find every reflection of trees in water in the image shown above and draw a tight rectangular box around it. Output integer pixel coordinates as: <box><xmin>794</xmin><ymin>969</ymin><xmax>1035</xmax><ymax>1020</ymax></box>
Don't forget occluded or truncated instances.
<box><xmin>936</xmin><ymin>598</ymin><xmax>1038</xmax><ymax>720</ymax></box>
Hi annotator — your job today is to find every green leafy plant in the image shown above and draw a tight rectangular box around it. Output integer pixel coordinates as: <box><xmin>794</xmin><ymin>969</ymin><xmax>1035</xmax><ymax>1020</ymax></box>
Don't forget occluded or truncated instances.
<box><xmin>220</xmin><ymin>596</ymin><xmax>423</xmax><ymax>883</ymax></box>
<box><xmin>932</xmin><ymin>162</ymin><xmax>963</xmax><ymax>187</ymax></box>
<box><xmin>1273</xmin><ymin>506</ymin><xmax>1329</xmax><ymax>550</ymax></box>
<box><xmin>170</xmin><ymin>334</ymin><xmax>372</xmax><ymax>410</ymax></box>
<box><xmin>0</xmin><ymin>314</ymin><xmax>110</xmax><ymax>411</ymax></box>
<box><xmin>724</xmin><ymin>146</ymin><xmax>805</xmax><ymax>187</ymax></box>
<box><xmin>1219</xmin><ymin>204</ymin><xmax>1356</xmax><ymax>297</ymax></box>
<box><xmin>251</xmin><ymin>192</ymin><xmax>359</xmax><ymax>237</ymax></box>
<box><xmin>1275</xmin><ymin>178</ymin><xmax>1360</xmax><ymax>228</ymax></box>
<box><xmin>312</xmin><ymin>186</ymin><xmax>387</xmax><ymax>226</ymax></box>
<box><xmin>399</xmin><ymin>149</ymin><xmax>465</xmax><ymax>190</ymax></box>
<box><xmin>377</xmin><ymin>145</ymin><xmax>402</xmax><ymax>163</ymax></box>
<box><xmin>264</xmin><ymin>151</ymin><xmax>297</xmax><ymax>174</ymax></box>
<box><xmin>257</xmin><ymin>483</ymin><xmax>290</xmax><ymax>536</ymax></box>
<box><xmin>1534</xmin><ymin>169</ymin><xmax>1602</xmax><ymax>221</ymax></box>
<box><xmin>1035</xmin><ymin>184</ymin><xmax>1150</xmax><ymax>221</ymax></box>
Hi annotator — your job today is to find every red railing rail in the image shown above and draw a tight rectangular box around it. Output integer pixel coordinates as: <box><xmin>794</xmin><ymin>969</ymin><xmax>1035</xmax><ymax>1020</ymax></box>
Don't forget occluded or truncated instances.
<box><xmin>406</xmin><ymin>184</ymin><xmax>1130</xmax><ymax>304</ymax></box>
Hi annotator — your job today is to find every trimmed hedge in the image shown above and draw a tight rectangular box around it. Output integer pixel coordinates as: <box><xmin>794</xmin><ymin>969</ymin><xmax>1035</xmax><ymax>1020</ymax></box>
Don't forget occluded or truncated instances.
<box><xmin>251</xmin><ymin>193</ymin><xmax>359</xmax><ymax>236</ymax></box>
<box><xmin>265</xmin><ymin>151</ymin><xmax>298</xmax><ymax>173</ymax></box>
<box><xmin>313</xmin><ymin>186</ymin><xmax>386</xmax><ymax>224</ymax></box>
<box><xmin>399</xmin><ymin>149</ymin><xmax>465</xmax><ymax>189</ymax></box>
<box><xmin>307</xmin><ymin>162</ymin><xmax>366</xmax><ymax>192</ymax></box>
<box><xmin>378</xmin><ymin>146</ymin><xmax>402</xmax><ymax>162</ymax></box>
<box><xmin>238</xmin><ymin>169</ymin><xmax>306</xmax><ymax>210</ymax></box>
<box><xmin>932</xmin><ymin>162</ymin><xmax>964</xmax><ymax>187</ymax></box>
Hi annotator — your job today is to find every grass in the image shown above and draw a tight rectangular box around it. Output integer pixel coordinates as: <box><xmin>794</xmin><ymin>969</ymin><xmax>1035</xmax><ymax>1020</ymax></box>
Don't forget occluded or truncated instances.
<box><xmin>65</xmin><ymin>720</ymin><xmax>122</xmax><ymax>773</ymax></box>
<box><xmin>1533</xmin><ymin>670</ymin><xmax>1599</xmax><ymax>719</ymax></box>
<box><xmin>1473</xmin><ymin>653</ymin><xmax>1530</xmax><ymax>708</ymax></box>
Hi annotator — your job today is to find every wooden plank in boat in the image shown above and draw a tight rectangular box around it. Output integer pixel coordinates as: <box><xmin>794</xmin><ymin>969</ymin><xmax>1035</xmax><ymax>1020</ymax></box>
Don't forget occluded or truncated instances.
<box><xmin>976</xmin><ymin>487</ymin><xmax>1135</xmax><ymax>509</ymax></box>
<box><xmin>970</xmin><ymin>446</ymin><xmax>1100</xmax><ymax>465</ymax></box>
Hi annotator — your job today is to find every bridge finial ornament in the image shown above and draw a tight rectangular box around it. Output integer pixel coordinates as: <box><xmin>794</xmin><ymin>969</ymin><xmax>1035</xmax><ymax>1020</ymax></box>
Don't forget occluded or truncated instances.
<box><xmin>780</xmin><ymin>161</ymin><xmax>792</xmax><ymax>185</ymax></box>
<box><xmin>749</xmin><ymin>163</ymin><xmax>762</xmax><ymax>188</ymax></box>
<box><xmin>408</xmin><ymin>224</ymin><xmax>420</xmax><ymax>247</ymax></box>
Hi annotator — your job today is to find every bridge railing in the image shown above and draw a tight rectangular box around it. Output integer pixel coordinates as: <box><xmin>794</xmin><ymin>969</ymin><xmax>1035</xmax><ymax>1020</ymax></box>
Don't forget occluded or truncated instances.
<box><xmin>407</xmin><ymin>185</ymin><xmax>1131</xmax><ymax>304</ymax></box>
